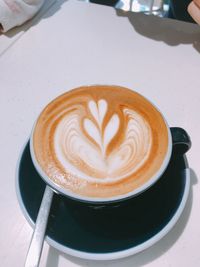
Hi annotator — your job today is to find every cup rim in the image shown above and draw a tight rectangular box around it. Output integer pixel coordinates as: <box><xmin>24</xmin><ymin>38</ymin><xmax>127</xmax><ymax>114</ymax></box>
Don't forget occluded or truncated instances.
<box><xmin>30</xmin><ymin>85</ymin><xmax>173</xmax><ymax>203</ymax></box>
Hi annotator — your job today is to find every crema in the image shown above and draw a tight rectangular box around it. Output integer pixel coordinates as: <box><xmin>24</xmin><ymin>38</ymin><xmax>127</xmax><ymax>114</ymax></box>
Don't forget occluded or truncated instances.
<box><xmin>32</xmin><ymin>85</ymin><xmax>169</xmax><ymax>198</ymax></box>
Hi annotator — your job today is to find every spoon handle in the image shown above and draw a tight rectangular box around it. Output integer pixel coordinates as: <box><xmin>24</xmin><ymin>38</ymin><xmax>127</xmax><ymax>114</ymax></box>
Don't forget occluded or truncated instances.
<box><xmin>25</xmin><ymin>185</ymin><xmax>54</xmax><ymax>267</ymax></box>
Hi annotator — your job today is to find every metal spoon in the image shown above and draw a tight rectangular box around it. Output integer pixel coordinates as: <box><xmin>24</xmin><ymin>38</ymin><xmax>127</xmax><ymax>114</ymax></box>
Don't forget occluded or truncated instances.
<box><xmin>25</xmin><ymin>186</ymin><xmax>54</xmax><ymax>267</ymax></box>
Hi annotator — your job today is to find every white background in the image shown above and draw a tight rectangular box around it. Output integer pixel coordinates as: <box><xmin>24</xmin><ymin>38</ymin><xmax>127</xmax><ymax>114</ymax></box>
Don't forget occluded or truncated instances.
<box><xmin>0</xmin><ymin>0</ymin><xmax>200</xmax><ymax>266</ymax></box>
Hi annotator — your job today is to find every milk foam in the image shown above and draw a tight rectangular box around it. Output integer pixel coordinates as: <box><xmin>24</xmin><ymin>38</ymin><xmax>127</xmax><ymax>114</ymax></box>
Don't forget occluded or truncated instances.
<box><xmin>33</xmin><ymin>85</ymin><xmax>169</xmax><ymax>198</ymax></box>
<box><xmin>54</xmin><ymin>99</ymin><xmax>152</xmax><ymax>183</ymax></box>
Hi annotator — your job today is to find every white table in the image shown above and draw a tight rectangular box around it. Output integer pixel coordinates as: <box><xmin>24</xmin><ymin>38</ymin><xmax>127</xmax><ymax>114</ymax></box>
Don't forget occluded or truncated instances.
<box><xmin>0</xmin><ymin>1</ymin><xmax>200</xmax><ymax>266</ymax></box>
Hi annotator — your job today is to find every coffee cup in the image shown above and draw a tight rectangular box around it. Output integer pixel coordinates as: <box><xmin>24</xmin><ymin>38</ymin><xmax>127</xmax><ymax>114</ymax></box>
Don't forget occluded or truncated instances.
<box><xmin>30</xmin><ymin>85</ymin><xmax>191</xmax><ymax>205</ymax></box>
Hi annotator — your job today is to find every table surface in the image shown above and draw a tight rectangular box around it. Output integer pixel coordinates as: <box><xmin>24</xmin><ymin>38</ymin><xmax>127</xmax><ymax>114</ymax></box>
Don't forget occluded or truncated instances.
<box><xmin>1</xmin><ymin>0</ymin><xmax>200</xmax><ymax>266</ymax></box>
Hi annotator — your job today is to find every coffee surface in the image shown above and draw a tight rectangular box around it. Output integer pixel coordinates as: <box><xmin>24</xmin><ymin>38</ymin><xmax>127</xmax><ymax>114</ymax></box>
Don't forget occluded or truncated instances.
<box><xmin>33</xmin><ymin>85</ymin><xmax>169</xmax><ymax>199</ymax></box>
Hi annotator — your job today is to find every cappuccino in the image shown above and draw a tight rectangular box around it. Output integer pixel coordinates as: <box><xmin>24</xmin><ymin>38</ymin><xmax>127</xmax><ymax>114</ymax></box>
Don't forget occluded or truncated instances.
<box><xmin>32</xmin><ymin>86</ymin><xmax>169</xmax><ymax>199</ymax></box>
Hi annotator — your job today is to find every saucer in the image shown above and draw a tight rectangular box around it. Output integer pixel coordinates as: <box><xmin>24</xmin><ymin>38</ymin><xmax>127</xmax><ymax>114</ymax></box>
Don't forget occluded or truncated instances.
<box><xmin>16</xmin><ymin>141</ymin><xmax>190</xmax><ymax>260</ymax></box>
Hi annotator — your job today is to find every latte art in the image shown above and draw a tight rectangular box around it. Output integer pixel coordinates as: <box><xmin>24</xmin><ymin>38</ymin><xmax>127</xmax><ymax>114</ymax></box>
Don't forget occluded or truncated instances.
<box><xmin>54</xmin><ymin>100</ymin><xmax>152</xmax><ymax>183</ymax></box>
<box><xmin>32</xmin><ymin>85</ymin><xmax>169</xmax><ymax>199</ymax></box>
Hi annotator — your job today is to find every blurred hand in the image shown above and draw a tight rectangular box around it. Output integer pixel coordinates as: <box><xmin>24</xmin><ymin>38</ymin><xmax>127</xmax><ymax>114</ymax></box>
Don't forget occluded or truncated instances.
<box><xmin>188</xmin><ymin>0</ymin><xmax>200</xmax><ymax>24</ymax></box>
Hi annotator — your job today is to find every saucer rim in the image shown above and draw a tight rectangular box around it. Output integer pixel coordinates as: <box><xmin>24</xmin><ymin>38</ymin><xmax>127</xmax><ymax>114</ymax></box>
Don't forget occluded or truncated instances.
<box><xmin>15</xmin><ymin>141</ymin><xmax>190</xmax><ymax>261</ymax></box>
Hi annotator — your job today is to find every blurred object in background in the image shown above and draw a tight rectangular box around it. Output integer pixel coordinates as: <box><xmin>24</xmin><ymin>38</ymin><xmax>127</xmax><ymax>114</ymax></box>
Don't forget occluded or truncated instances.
<box><xmin>116</xmin><ymin>0</ymin><xmax>169</xmax><ymax>16</ymax></box>
<box><xmin>167</xmin><ymin>0</ymin><xmax>195</xmax><ymax>23</ymax></box>
<box><xmin>86</xmin><ymin>0</ymin><xmax>169</xmax><ymax>16</ymax></box>
<box><xmin>79</xmin><ymin>1</ymin><xmax>196</xmax><ymax>23</ymax></box>
<box><xmin>90</xmin><ymin>0</ymin><xmax>119</xmax><ymax>6</ymax></box>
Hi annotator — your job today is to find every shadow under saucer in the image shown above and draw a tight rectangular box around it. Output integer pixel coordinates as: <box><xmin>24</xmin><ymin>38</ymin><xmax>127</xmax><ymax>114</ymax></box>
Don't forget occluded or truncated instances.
<box><xmin>16</xmin><ymin>141</ymin><xmax>190</xmax><ymax>260</ymax></box>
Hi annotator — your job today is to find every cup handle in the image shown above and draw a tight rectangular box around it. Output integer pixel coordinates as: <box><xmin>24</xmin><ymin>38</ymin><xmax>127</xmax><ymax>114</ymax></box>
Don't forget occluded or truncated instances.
<box><xmin>170</xmin><ymin>127</ymin><xmax>192</xmax><ymax>155</ymax></box>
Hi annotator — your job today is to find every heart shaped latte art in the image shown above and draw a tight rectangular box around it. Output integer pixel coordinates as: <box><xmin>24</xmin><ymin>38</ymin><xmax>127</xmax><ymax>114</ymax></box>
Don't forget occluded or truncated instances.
<box><xmin>54</xmin><ymin>99</ymin><xmax>152</xmax><ymax>183</ymax></box>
